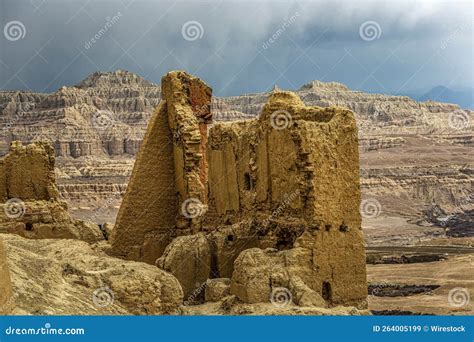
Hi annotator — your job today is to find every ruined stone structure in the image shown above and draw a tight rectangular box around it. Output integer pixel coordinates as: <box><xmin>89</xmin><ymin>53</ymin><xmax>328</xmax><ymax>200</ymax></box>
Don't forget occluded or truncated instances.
<box><xmin>111</xmin><ymin>71</ymin><xmax>367</xmax><ymax>307</ymax></box>
<box><xmin>0</xmin><ymin>142</ymin><xmax>102</xmax><ymax>242</ymax></box>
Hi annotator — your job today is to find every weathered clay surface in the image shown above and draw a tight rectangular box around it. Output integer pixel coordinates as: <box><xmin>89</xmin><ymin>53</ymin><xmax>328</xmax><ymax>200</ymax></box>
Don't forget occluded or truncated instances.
<box><xmin>112</xmin><ymin>71</ymin><xmax>367</xmax><ymax>308</ymax></box>
<box><xmin>111</xmin><ymin>71</ymin><xmax>211</xmax><ymax>263</ymax></box>
<box><xmin>205</xmin><ymin>278</ymin><xmax>231</xmax><ymax>302</ymax></box>
<box><xmin>0</xmin><ymin>236</ymin><xmax>13</xmax><ymax>314</ymax></box>
<box><xmin>2</xmin><ymin>233</ymin><xmax>183</xmax><ymax>315</ymax></box>
<box><xmin>0</xmin><ymin>142</ymin><xmax>102</xmax><ymax>242</ymax></box>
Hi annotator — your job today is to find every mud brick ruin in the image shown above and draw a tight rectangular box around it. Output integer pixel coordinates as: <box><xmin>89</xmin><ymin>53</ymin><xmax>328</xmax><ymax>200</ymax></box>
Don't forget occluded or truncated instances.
<box><xmin>111</xmin><ymin>71</ymin><xmax>367</xmax><ymax>307</ymax></box>
<box><xmin>0</xmin><ymin>142</ymin><xmax>102</xmax><ymax>242</ymax></box>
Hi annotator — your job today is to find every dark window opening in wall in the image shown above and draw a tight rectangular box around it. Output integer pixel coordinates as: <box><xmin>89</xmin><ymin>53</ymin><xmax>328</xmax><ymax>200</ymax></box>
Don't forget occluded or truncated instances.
<box><xmin>25</xmin><ymin>222</ymin><xmax>33</xmax><ymax>231</ymax></box>
<box><xmin>325</xmin><ymin>224</ymin><xmax>331</xmax><ymax>231</ymax></box>
<box><xmin>243</xmin><ymin>172</ymin><xmax>254</xmax><ymax>190</ymax></box>
<box><xmin>322</xmin><ymin>281</ymin><xmax>332</xmax><ymax>302</ymax></box>
<box><xmin>339</xmin><ymin>223</ymin><xmax>349</xmax><ymax>232</ymax></box>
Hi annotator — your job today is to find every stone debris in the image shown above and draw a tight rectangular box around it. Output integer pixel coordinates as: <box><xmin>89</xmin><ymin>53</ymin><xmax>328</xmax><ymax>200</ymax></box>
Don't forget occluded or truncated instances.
<box><xmin>205</xmin><ymin>278</ymin><xmax>231</xmax><ymax>302</ymax></box>
<box><xmin>111</xmin><ymin>71</ymin><xmax>368</xmax><ymax>309</ymax></box>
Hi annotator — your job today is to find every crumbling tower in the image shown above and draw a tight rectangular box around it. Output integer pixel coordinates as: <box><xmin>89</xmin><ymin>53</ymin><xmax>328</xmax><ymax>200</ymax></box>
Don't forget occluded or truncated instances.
<box><xmin>111</xmin><ymin>71</ymin><xmax>211</xmax><ymax>263</ymax></box>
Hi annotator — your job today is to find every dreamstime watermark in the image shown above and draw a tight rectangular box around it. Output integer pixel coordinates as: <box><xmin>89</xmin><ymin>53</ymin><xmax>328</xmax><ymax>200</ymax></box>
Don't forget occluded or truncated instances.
<box><xmin>3</xmin><ymin>198</ymin><xmax>26</xmax><ymax>219</ymax></box>
<box><xmin>181</xmin><ymin>198</ymin><xmax>206</xmax><ymax>219</ymax></box>
<box><xmin>262</xmin><ymin>12</ymin><xmax>300</xmax><ymax>50</ymax></box>
<box><xmin>181</xmin><ymin>21</ymin><xmax>204</xmax><ymax>41</ymax></box>
<box><xmin>5</xmin><ymin>323</ymin><xmax>85</xmax><ymax>336</ymax></box>
<box><xmin>4</xmin><ymin>20</ymin><xmax>26</xmax><ymax>41</ymax></box>
<box><xmin>92</xmin><ymin>286</ymin><xmax>114</xmax><ymax>308</ymax></box>
<box><xmin>270</xmin><ymin>287</ymin><xmax>292</xmax><ymax>308</ymax></box>
<box><xmin>440</xmin><ymin>24</ymin><xmax>466</xmax><ymax>50</ymax></box>
<box><xmin>84</xmin><ymin>12</ymin><xmax>123</xmax><ymax>50</ymax></box>
<box><xmin>183</xmin><ymin>280</ymin><xmax>211</xmax><ymax>306</ymax></box>
<box><xmin>359</xmin><ymin>21</ymin><xmax>382</xmax><ymax>41</ymax></box>
<box><xmin>448</xmin><ymin>287</ymin><xmax>470</xmax><ymax>308</ymax></box>
<box><xmin>2</xmin><ymin>103</ymin><xmax>34</xmax><ymax>132</ymax></box>
<box><xmin>91</xmin><ymin>110</ymin><xmax>116</xmax><ymax>131</ymax></box>
<box><xmin>91</xmin><ymin>191</ymin><xmax>122</xmax><ymax>222</ymax></box>
<box><xmin>360</xmin><ymin>198</ymin><xmax>382</xmax><ymax>219</ymax></box>
<box><xmin>270</xmin><ymin>110</ymin><xmax>293</xmax><ymax>130</ymax></box>
<box><xmin>262</xmin><ymin>189</ymin><xmax>300</xmax><ymax>228</ymax></box>
<box><xmin>448</xmin><ymin>111</ymin><xmax>470</xmax><ymax>130</ymax></box>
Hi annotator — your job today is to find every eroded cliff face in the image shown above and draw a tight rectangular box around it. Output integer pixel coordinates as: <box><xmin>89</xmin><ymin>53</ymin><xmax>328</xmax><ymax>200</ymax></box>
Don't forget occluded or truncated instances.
<box><xmin>112</xmin><ymin>71</ymin><xmax>367</xmax><ymax>308</ymax></box>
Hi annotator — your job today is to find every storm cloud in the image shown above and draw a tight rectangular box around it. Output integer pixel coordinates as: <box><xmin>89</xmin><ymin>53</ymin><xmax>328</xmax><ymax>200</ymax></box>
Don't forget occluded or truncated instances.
<box><xmin>0</xmin><ymin>0</ymin><xmax>472</xmax><ymax>96</ymax></box>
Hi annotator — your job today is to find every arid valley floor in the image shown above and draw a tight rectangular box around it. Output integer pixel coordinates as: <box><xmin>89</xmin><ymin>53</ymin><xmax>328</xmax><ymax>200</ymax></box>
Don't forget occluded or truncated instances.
<box><xmin>0</xmin><ymin>70</ymin><xmax>472</xmax><ymax>315</ymax></box>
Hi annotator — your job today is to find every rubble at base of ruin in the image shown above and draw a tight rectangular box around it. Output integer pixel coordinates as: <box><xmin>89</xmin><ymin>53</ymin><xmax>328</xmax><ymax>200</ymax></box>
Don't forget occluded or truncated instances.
<box><xmin>111</xmin><ymin>71</ymin><xmax>368</xmax><ymax>309</ymax></box>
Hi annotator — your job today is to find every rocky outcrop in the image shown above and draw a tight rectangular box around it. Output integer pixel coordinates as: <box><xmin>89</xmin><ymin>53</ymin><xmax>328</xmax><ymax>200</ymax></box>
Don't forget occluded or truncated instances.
<box><xmin>112</xmin><ymin>71</ymin><xmax>367</xmax><ymax>309</ymax></box>
<box><xmin>1</xmin><ymin>233</ymin><xmax>183</xmax><ymax>315</ymax></box>
<box><xmin>0</xmin><ymin>142</ymin><xmax>102</xmax><ymax>242</ymax></box>
<box><xmin>231</xmin><ymin>248</ymin><xmax>328</xmax><ymax>307</ymax></box>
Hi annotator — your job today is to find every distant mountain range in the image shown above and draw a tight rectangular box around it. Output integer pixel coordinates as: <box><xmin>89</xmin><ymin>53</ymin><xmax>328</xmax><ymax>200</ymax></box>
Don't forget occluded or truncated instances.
<box><xmin>399</xmin><ymin>86</ymin><xmax>473</xmax><ymax>110</ymax></box>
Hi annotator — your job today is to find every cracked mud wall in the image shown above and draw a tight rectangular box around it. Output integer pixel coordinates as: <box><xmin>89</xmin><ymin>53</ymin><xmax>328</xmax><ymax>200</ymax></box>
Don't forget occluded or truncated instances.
<box><xmin>0</xmin><ymin>141</ymin><xmax>59</xmax><ymax>202</ymax></box>
<box><xmin>0</xmin><ymin>142</ymin><xmax>102</xmax><ymax>243</ymax></box>
<box><xmin>111</xmin><ymin>71</ymin><xmax>367</xmax><ymax>307</ymax></box>
<box><xmin>205</xmin><ymin>91</ymin><xmax>367</xmax><ymax>306</ymax></box>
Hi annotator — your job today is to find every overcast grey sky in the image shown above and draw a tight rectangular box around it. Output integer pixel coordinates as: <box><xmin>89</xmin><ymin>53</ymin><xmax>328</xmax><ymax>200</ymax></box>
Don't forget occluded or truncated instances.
<box><xmin>0</xmin><ymin>0</ymin><xmax>472</xmax><ymax>96</ymax></box>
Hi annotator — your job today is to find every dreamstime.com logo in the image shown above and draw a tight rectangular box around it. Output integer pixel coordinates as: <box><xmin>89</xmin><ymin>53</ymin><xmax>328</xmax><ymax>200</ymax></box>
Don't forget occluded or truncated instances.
<box><xmin>270</xmin><ymin>287</ymin><xmax>292</xmax><ymax>308</ymax></box>
<box><xmin>4</xmin><ymin>20</ymin><xmax>26</xmax><ymax>41</ymax></box>
<box><xmin>3</xmin><ymin>198</ymin><xmax>26</xmax><ymax>219</ymax></box>
<box><xmin>4</xmin><ymin>323</ymin><xmax>85</xmax><ymax>336</ymax></box>
<box><xmin>181</xmin><ymin>198</ymin><xmax>206</xmax><ymax>219</ymax></box>
<box><xmin>448</xmin><ymin>111</ymin><xmax>470</xmax><ymax>130</ymax></box>
<box><xmin>359</xmin><ymin>21</ymin><xmax>382</xmax><ymax>41</ymax></box>
<box><xmin>181</xmin><ymin>21</ymin><xmax>204</xmax><ymax>41</ymax></box>
<box><xmin>448</xmin><ymin>287</ymin><xmax>470</xmax><ymax>308</ymax></box>
<box><xmin>84</xmin><ymin>12</ymin><xmax>123</xmax><ymax>50</ymax></box>
<box><xmin>360</xmin><ymin>198</ymin><xmax>382</xmax><ymax>219</ymax></box>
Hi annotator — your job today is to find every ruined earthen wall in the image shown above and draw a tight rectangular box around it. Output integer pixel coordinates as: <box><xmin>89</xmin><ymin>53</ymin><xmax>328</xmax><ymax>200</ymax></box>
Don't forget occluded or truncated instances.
<box><xmin>0</xmin><ymin>141</ymin><xmax>59</xmax><ymax>202</ymax></box>
<box><xmin>204</xmin><ymin>91</ymin><xmax>367</xmax><ymax>305</ymax></box>
<box><xmin>0</xmin><ymin>142</ymin><xmax>102</xmax><ymax>242</ymax></box>
<box><xmin>111</xmin><ymin>71</ymin><xmax>211</xmax><ymax>263</ymax></box>
<box><xmin>110</xmin><ymin>103</ymin><xmax>177</xmax><ymax>263</ymax></box>
<box><xmin>111</xmin><ymin>71</ymin><xmax>367</xmax><ymax>307</ymax></box>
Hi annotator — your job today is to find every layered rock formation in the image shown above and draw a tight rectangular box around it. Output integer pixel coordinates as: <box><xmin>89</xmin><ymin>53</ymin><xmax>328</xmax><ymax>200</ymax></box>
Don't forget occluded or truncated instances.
<box><xmin>0</xmin><ymin>70</ymin><xmax>472</xmax><ymax>244</ymax></box>
<box><xmin>0</xmin><ymin>141</ymin><xmax>102</xmax><ymax>242</ymax></box>
<box><xmin>111</xmin><ymin>71</ymin><xmax>367</xmax><ymax>308</ymax></box>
